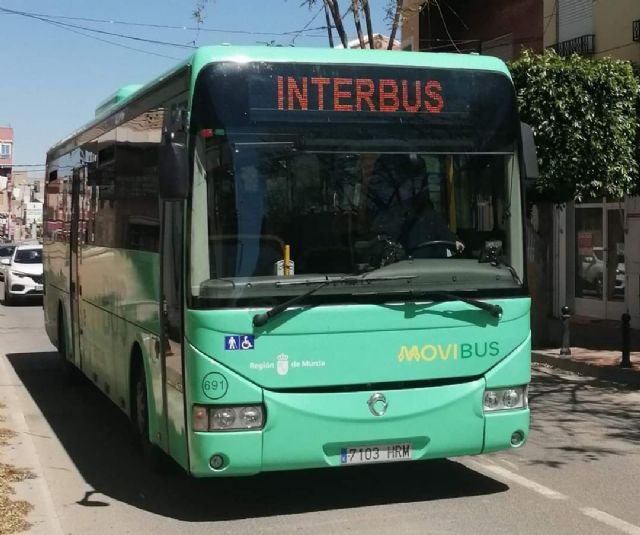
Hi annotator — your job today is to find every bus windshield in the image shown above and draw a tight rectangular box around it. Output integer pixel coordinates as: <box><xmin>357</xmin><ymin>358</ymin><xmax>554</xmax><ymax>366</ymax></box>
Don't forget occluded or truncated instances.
<box><xmin>189</xmin><ymin>62</ymin><xmax>524</xmax><ymax>305</ymax></box>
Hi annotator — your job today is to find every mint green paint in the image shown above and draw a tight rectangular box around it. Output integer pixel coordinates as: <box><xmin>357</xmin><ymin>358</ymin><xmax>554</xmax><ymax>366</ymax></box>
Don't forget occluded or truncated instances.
<box><xmin>94</xmin><ymin>84</ymin><xmax>144</xmax><ymax>117</ymax></box>
<box><xmin>188</xmin><ymin>45</ymin><xmax>511</xmax><ymax>91</ymax></box>
<box><xmin>483</xmin><ymin>409</ymin><xmax>529</xmax><ymax>453</ymax></box>
<box><xmin>485</xmin><ymin>333</ymin><xmax>531</xmax><ymax>388</ymax></box>
<box><xmin>262</xmin><ymin>379</ymin><xmax>484</xmax><ymax>472</ymax></box>
<box><xmin>187</xmin><ymin>45</ymin><xmax>512</xmax><ymax>112</ymax></box>
<box><xmin>80</xmin><ymin>246</ymin><xmax>161</xmax><ymax>335</ymax></box>
<box><xmin>186</xmin><ymin>342</ymin><xmax>263</xmax><ymax>404</ymax></box>
<box><xmin>44</xmin><ymin>47</ymin><xmax>527</xmax><ymax>477</ymax></box>
<box><xmin>183</xmin><ymin>299</ymin><xmax>530</xmax><ymax>476</ymax></box>
<box><xmin>186</xmin><ymin>298</ymin><xmax>530</xmax><ymax>389</ymax></box>
<box><xmin>185</xmin><ymin>337</ymin><xmax>490</xmax><ymax>475</ymax></box>
<box><xmin>49</xmin><ymin>45</ymin><xmax>512</xmax><ymax>173</ymax></box>
<box><xmin>185</xmin><ymin>343</ymin><xmax>263</xmax><ymax>475</ymax></box>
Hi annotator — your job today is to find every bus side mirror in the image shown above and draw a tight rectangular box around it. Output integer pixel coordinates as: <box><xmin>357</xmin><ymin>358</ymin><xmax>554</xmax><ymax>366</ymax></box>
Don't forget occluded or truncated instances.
<box><xmin>521</xmin><ymin>123</ymin><xmax>539</xmax><ymax>185</ymax></box>
<box><xmin>159</xmin><ymin>133</ymin><xmax>189</xmax><ymax>200</ymax></box>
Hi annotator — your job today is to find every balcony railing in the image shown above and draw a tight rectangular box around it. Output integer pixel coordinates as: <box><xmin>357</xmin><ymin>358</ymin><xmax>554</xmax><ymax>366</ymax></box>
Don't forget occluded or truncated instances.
<box><xmin>552</xmin><ymin>34</ymin><xmax>595</xmax><ymax>57</ymax></box>
<box><xmin>634</xmin><ymin>20</ymin><xmax>640</xmax><ymax>42</ymax></box>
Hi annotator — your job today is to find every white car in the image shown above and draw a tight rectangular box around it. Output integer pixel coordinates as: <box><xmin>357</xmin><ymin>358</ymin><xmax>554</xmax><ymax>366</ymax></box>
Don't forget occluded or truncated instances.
<box><xmin>0</xmin><ymin>243</ymin><xmax>16</xmax><ymax>282</ymax></box>
<box><xmin>0</xmin><ymin>244</ymin><xmax>43</xmax><ymax>305</ymax></box>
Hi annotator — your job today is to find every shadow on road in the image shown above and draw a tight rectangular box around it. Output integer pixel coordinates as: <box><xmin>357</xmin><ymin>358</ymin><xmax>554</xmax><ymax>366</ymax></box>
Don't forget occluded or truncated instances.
<box><xmin>528</xmin><ymin>366</ymin><xmax>640</xmax><ymax>468</ymax></box>
<box><xmin>7</xmin><ymin>350</ymin><xmax>508</xmax><ymax>521</ymax></box>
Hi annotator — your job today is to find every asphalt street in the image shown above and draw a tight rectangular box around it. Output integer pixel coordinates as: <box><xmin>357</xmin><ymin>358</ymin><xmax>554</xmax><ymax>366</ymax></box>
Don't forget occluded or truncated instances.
<box><xmin>1</xmin><ymin>300</ymin><xmax>640</xmax><ymax>535</ymax></box>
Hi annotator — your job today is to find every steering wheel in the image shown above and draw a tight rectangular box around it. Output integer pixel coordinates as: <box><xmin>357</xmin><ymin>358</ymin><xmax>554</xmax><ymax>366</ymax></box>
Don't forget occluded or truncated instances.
<box><xmin>407</xmin><ymin>240</ymin><xmax>461</xmax><ymax>255</ymax></box>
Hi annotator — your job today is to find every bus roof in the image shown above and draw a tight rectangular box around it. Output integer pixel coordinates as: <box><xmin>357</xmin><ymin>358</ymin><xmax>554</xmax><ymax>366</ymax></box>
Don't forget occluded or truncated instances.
<box><xmin>47</xmin><ymin>45</ymin><xmax>511</xmax><ymax>160</ymax></box>
<box><xmin>189</xmin><ymin>44</ymin><xmax>511</xmax><ymax>78</ymax></box>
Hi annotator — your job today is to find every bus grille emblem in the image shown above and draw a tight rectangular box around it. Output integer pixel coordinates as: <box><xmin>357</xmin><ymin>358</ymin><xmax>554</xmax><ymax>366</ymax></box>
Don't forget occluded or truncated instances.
<box><xmin>368</xmin><ymin>393</ymin><xmax>388</xmax><ymax>417</ymax></box>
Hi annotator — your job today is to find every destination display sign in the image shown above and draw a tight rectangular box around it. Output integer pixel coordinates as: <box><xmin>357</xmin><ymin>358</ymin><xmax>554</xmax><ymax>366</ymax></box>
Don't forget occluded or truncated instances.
<box><xmin>194</xmin><ymin>61</ymin><xmax>520</xmax><ymax>152</ymax></box>
<box><xmin>275</xmin><ymin>76</ymin><xmax>444</xmax><ymax>114</ymax></box>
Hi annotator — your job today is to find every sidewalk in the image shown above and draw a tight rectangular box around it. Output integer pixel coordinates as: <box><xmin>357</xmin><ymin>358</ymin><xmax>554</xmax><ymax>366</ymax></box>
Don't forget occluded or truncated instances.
<box><xmin>0</xmin><ymin>353</ymin><xmax>64</xmax><ymax>535</ymax></box>
<box><xmin>532</xmin><ymin>347</ymin><xmax>640</xmax><ymax>386</ymax></box>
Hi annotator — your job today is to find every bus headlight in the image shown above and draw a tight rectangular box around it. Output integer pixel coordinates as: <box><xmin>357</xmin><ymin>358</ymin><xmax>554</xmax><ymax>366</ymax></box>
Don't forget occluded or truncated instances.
<box><xmin>192</xmin><ymin>404</ymin><xmax>264</xmax><ymax>431</ymax></box>
<box><xmin>483</xmin><ymin>386</ymin><xmax>527</xmax><ymax>412</ymax></box>
<box><xmin>212</xmin><ymin>408</ymin><xmax>236</xmax><ymax>429</ymax></box>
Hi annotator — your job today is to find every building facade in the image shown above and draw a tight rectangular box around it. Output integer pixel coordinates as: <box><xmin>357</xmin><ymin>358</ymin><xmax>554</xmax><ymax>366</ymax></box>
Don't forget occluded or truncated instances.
<box><xmin>543</xmin><ymin>1</ymin><xmax>640</xmax><ymax>329</ymax></box>
<box><xmin>0</xmin><ymin>126</ymin><xmax>14</xmax><ymax>241</ymax></box>
<box><xmin>402</xmin><ymin>1</ymin><xmax>640</xmax><ymax>334</ymax></box>
<box><xmin>402</xmin><ymin>0</ymin><xmax>543</xmax><ymax>59</ymax></box>
<box><xmin>545</xmin><ymin>0</ymin><xmax>640</xmax><ymax>62</ymax></box>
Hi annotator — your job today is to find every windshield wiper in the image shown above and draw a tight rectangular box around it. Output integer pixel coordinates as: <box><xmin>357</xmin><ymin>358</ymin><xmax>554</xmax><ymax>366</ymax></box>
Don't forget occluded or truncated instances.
<box><xmin>252</xmin><ymin>275</ymin><xmax>416</xmax><ymax>328</ymax></box>
<box><xmin>413</xmin><ymin>291</ymin><xmax>503</xmax><ymax>319</ymax></box>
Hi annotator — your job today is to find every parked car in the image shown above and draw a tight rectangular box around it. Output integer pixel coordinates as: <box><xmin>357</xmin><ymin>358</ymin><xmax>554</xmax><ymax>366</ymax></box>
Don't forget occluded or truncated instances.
<box><xmin>578</xmin><ymin>247</ymin><xmax>604</xmax><ymax>297</ymax></box>
<box><xmin>0</xmin><ymin>243</ymin><xmax>16</xmax><ymax>282</ymax></box>
<box><xmin>0</xmin><ymin>244</ymin><xmax>43</xmax><ymax>305</ymax></box>
<box><xmin>578</xmin><ymin>246</ymin><xmax>625</xmax><ymax>298</ymax></box>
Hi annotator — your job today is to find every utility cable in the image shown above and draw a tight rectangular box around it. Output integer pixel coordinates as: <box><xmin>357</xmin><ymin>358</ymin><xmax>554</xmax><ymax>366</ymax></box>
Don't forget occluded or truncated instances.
<box><xmin>41</xmin><ymin>17</ymin><xmax>183</xmax><ymax>60</ymax></box>
<box><xmin>0</xmin><ymin>6</ymin><xmax>195</xmax><ymax>49</ymax></box>
<box><xmin>289</xmin><ymin>5</ymin><xmax>325</xmax><ymax>45</ymax></box>
<box><xmin>0</xmin><ymin>6</ymin><xmax>330</xmax><ymax>39</ymax></box>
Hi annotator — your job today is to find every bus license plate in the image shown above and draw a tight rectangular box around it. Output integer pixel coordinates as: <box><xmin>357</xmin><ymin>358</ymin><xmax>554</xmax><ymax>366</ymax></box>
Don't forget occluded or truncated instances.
<box><xmin>340</xmin><ymin>443</ymin><xmax>412</xmax><ymax>465</ymax></box>
<box><xmin>35</xmin><ymin>284</ymin><xmax>43</xmax><ymax>291</ymax></box>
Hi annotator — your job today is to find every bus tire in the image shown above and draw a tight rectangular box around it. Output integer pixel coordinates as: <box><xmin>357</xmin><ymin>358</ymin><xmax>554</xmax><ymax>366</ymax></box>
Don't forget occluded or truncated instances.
<box><xmin>132</xmin><ymin>359</ymin><xmax>165</xmax><ymax>472</ymax></box>
<box><xmin>58</xmin><ymin>310</ymin><xmax>78</xmax><ymax>383</ymax></box>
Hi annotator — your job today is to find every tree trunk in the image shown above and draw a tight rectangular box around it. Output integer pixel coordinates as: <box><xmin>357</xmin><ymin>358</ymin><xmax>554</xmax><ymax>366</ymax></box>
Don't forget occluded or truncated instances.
<box><xmin>323</xmin><ymin>2</ymin><xmax>335</xmax><ymax>48</ymax></box>
<box><xmin>351</xmin><ymin>0</ymin><xmax>366</xmax><ymax>49</ymax></box>
<box><xmin>361</xmin><ymin>0</ymin><xmax>375</xmax><ymax>49</ymax></box>
<box><xmin>387</xmin><ymin>0</ymin><xmax>403</xmax><ymax>50</ymax></box>
<box><xmin>324</xmin><ymin>0</ymin><xmax>349</xmax><ymax>48</ymax></box>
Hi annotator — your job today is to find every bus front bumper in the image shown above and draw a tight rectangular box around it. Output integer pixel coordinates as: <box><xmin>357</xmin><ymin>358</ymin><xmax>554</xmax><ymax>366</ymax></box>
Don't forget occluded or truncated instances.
<box><xmin>187</xmin><ymin>378</ymin><xmax>529</xmax><ymax>477</ymax></box>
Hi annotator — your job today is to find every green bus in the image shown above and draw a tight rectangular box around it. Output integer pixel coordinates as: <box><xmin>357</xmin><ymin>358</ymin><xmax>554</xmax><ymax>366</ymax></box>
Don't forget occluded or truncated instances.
<box><xmin>44</xmin><ymin>46</ymin><xmax>536</xmax><ymax>477</ymax></box>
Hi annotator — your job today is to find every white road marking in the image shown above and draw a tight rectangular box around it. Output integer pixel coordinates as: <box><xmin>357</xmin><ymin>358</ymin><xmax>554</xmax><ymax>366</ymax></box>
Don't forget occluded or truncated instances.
<box><xmin>495</xmin><ymin>457</ymin><xmax>519</xmax><ymax>471</ymax></box>
<box><xmin>467</xmin><ymin>459</ymin><xmax>640</xmax><ymax>535</ymax></box>
<box><xmin>581</xmin><ymin>508</ymin><xmax>640</xmax><ymax>535</ymax></box>
<box><xmin>465</xmin><ymin>459</ymin><xmax>568</xmax><ymax>500</ymax></box>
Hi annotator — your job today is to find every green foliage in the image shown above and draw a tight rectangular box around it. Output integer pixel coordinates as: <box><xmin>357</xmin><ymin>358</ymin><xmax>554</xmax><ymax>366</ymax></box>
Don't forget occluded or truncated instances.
<box><xmin>510</xmin><ymin>50</ymin><xmax>639</xmax><ymax>202</ymax></box>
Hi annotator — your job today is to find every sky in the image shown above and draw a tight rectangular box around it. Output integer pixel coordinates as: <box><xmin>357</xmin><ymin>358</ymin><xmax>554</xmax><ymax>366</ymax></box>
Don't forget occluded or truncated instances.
<box><xmin>0</xmin><ymin>0</ymin><xmax>392</xmax><ymax>177</ymax></box>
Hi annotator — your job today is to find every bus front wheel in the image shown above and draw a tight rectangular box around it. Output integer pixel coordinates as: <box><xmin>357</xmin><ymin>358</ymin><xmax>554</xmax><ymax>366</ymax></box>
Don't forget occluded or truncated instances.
<box><xmin>58</xmin><ymin>311</ymin><xmax>78</xmax><ymax>383</ymax></box>
<box><xmin>132</xmin><ymin>362</ymin><xmax>164</xmax><ymax>471</ymax></box>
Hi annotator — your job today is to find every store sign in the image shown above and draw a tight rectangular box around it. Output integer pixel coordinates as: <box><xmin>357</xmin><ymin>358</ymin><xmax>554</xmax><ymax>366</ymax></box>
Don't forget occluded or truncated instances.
<box><xmin>577</xmin><ymin>231</ymin><xmax>593</xmax><ymax>255</ymax></box>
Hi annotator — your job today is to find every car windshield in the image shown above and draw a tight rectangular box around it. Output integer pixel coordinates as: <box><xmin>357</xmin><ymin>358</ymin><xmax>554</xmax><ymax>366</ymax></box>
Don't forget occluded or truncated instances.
<box><xmin>189</xmin><ymin>61</ymin><xmax>524</xmax><ymax>305</ymax></box>
<box><xmin>14</xmin><ymin>248</ymin><xmax>42</xmax><ymax>264</ymax></box>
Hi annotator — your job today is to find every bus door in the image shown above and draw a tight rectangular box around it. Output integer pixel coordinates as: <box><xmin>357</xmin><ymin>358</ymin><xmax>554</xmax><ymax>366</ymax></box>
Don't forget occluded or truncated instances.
<box><xmin>69</xmin><ymin>169</ymin><xmax>83</xmax><ymax>370</ymax></box>
<box><xmin>160</xmin><ymin>200</ymin><xmax>188</xmax><ymax>467</ymax></box>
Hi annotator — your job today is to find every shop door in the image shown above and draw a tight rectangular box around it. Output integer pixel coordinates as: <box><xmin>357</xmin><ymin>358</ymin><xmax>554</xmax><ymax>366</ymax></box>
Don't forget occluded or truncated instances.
<box><xmin>574</xmin><ymin>202</ymin><xmax>625</xmax><ymax>320</ymax></box>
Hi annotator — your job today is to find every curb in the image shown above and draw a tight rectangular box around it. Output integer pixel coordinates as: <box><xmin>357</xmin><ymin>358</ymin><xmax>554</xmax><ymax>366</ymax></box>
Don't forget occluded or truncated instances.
<box><xmin>0</xmin><ymin>353</ymin><xmax>65</xmax><ymax>535</ymax></box>
<box><xmin>532</xmin><ymin>351</ymin><xmax>640</xmax><ymax>387</ymax></box>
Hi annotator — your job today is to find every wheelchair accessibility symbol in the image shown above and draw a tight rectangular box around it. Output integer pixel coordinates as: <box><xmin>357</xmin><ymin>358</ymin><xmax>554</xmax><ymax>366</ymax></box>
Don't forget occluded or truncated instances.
<box><xmin>225</xmin><ymin>335</ymin><xmax>255</xmax><ymax>351</ymax></box>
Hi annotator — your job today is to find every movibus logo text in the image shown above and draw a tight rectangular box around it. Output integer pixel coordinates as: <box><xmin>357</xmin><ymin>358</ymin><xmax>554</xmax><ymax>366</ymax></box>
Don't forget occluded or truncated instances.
<box><xmin>397</xmin><ymin>342</ymin><xmax>500</xmax><ymax>363</ymax></box>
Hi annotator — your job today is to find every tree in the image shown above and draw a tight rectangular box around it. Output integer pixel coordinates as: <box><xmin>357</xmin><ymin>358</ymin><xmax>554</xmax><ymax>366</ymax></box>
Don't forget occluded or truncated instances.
<box><xmin>510</xmin><ymin>50</ymin><xmax>639</xmax><ymax>202</ymax></box>
<box><xmin>191</xmin><ymin>0</ymin><xmax>410</xmax><ymax>50</ymax></box>
<box><xmin>305</xmin><ymin>0</ymin><xmax>405</xmax><ymax>50</ymax></box>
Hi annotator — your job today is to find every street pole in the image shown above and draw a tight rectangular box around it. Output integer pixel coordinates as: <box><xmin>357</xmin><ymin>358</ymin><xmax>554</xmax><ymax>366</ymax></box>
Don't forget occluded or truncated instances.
<box><xmin>621</xmin><ymin>312</ymin><xmax>631</xmax><ymax>368</ymax></box>
<box><xmin>560</xmin><ymin>306</ymin><xmax>571</xmax><ymax>356</ymax></box>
